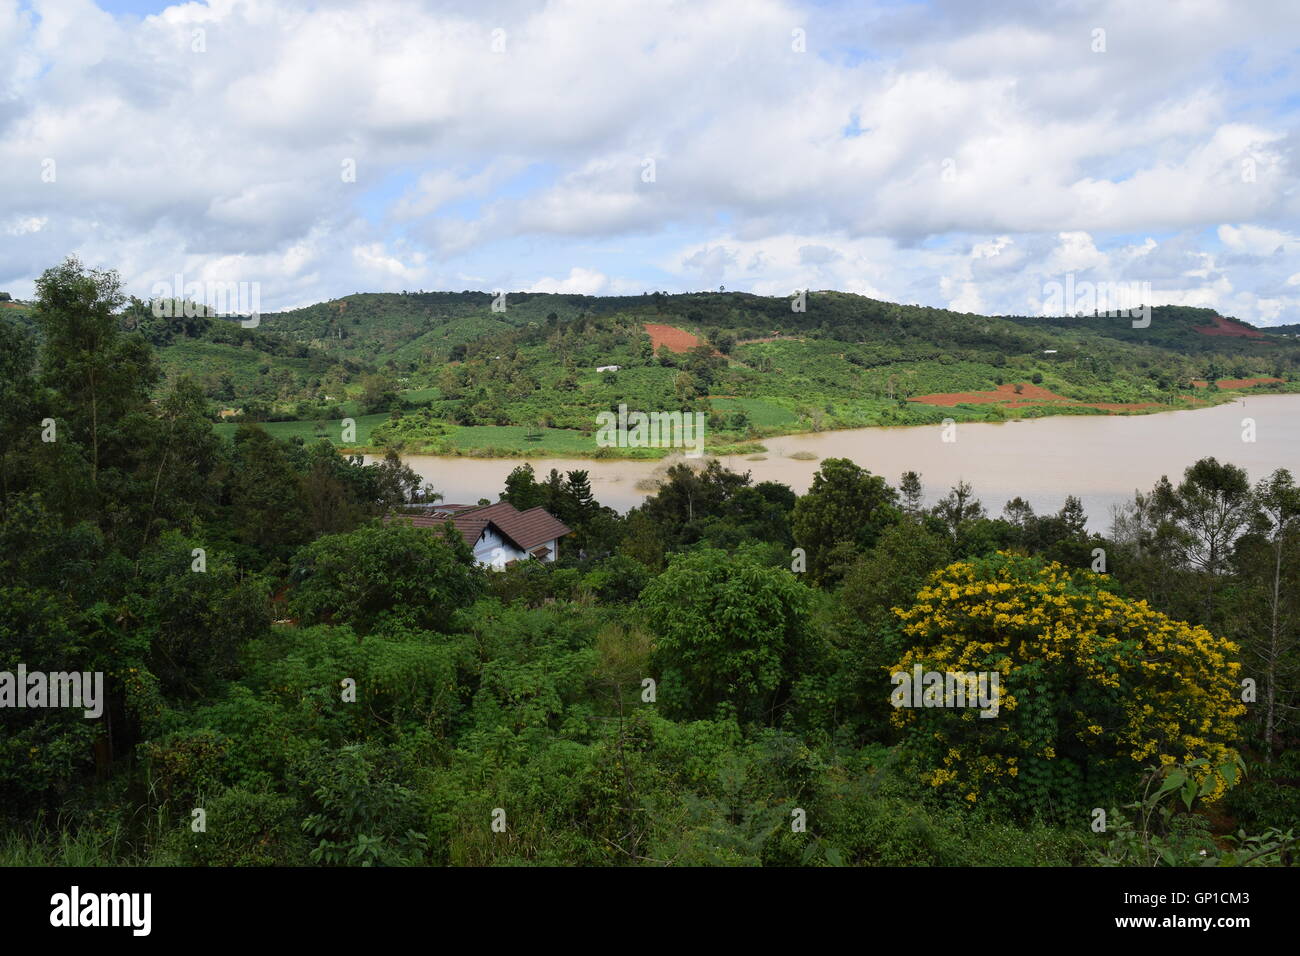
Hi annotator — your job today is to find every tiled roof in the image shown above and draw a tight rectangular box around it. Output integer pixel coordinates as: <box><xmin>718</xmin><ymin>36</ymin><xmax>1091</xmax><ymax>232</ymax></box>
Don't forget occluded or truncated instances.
<box><xmin>495</xmin><ymin>505</ymin><xmax>573</xmax><ymax>550</ymax></box>
<box><xmin>387</xmin><ymin>501</ymin><xmax>571</xmax><ymax>552</ymax></box>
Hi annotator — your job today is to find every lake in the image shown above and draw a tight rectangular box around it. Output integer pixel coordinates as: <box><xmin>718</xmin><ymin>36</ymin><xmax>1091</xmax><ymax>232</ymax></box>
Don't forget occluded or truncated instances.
<box><xmin>382</xmin><ymin>394</ymin><xmax>1300</xmax><ymax>531</ymax></box>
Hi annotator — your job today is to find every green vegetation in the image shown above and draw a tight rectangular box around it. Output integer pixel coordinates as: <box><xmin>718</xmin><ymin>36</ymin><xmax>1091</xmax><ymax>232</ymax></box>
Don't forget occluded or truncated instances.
<box><xmin>2</xmin><ymin>258</ymin><xmax>1297</xmax><ymax>868</ymax></box>
<box><xmin>40</xmin><ymin>283</ymin><xmax>1291</xmax><ymax>459</ymax></box>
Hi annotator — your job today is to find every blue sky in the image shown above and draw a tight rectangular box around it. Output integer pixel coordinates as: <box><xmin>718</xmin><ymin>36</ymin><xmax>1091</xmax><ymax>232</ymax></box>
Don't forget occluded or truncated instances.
<box><xmin>2</xmin><ymin>0</ymin><xmax>1298</xmax><ymax>322</ymax></box>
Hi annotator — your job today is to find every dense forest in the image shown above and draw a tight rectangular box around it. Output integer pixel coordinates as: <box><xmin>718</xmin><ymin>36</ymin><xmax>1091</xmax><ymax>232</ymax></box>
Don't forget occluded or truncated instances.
<box><xmin>1</xmin><ymin>258</ymin><xmax>1297</xmax><ymax>867</ymax></box>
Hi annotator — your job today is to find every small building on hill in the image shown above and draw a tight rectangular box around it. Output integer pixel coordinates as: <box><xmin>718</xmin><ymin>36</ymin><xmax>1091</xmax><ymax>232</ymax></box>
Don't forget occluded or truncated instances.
<box><xmin>388</xmin><ymin>501</ymin><xmax>571</xmax><ymax>570</ymax></box>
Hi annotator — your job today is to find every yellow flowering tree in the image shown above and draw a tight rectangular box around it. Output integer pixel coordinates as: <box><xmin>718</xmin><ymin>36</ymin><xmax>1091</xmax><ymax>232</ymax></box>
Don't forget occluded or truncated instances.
<box><xmin>888</xmin><ymin>553</ymin><xmax>1244</xmax><ymax>821</ymax></box>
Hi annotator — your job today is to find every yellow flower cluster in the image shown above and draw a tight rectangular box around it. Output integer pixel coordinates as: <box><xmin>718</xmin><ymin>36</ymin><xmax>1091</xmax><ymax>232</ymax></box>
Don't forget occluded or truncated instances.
<box><xmin>887</xmin><ymin>554</ymin><xmax>1243</xmax><ymax>807</ymax></box>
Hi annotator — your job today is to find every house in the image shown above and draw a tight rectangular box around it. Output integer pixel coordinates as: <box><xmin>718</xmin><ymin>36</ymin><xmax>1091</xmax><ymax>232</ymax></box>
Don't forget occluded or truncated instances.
<box><xmin>596</xmin><ymin>365</ymin><xmax>621</xmax><ymax>373</ymax></box>
<box><xmin>388</xmin><ymin>501</ymin><xmax>571</xmax><ymax>570</ymax></box>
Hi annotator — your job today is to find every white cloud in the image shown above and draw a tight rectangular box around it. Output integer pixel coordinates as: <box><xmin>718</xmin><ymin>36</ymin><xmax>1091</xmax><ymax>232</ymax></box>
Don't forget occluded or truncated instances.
<box><xmin>0</xmin><ymin>0</ymin><xmax>1297</xmax><ymax>322</ymax></box>
<box><xmin>525</xmin><ymin>267</ymin><xmax>611</xmax><ymax>295</ymax></box>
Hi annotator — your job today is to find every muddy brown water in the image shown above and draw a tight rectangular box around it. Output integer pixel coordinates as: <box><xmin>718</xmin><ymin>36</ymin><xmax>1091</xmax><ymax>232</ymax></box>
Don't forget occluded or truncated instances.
<box><xmin>379</xmin><ymin>394</ymin><xmax>1300</xmax><ymax>531</ymax></box>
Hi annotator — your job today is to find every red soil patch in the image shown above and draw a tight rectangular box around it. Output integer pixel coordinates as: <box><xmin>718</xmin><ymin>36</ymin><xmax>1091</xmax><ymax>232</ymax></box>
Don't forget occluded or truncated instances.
<box><xmin>912</xmin><ymin>382</ymin><xmax>1166</xmax><ymax>414</ymax></box>
<box><xmin>645</xmin><ymin>323</ymin><xmax>707</xmax><ymax>354</ymax></box>
<box><xmin>909</xmin><ymin>383</ymin><xmax>1070</xmax><ymax>406</ymax></box>
<box><xmin>1191</xmin><ymin>376</ymin><xmax>1283</xmax><ymax>389</ymax></box>
<box><xmin>1194</xmin><ymin>314</ymin><xmax>1265</xmax><ymax>339</ymax></box>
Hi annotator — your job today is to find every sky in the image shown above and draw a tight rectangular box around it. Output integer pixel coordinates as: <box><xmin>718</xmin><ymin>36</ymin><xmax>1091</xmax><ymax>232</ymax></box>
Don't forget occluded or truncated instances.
<box><xmin>2</xmin><ymin>0</ymin><xmax>1299</xmax><ymax>321</ymax></box>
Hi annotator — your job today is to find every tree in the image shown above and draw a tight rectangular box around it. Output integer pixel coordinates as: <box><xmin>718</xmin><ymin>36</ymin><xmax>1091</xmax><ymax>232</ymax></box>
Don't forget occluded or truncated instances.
<box><xmin>891</xmin><ymin>553</ymin><xmax>1245</xmax><ymax>820</ymax></box>
<box><xmin>791</xmin><ymin>458</ymin><xmax>900</xmax><ymax>584</ymax></box>
<box><xmin>131</xmin><ymin>531</ymin><xmax>271</xmax><ymax>698</ymax></box>
<box><xmin>34</xmin><ymin>257</ymin><xmax>158</xmax><ymax>516</ymax></box>
<box><xmin>1155</xmin><ymin>457</ymin><xmax>1252</xmax><ymax>620</ymax></box>
<box><xmin>699</xmin><ymin>480</ymin><xmax>796</xmax><ymax>550</ymax></box>
<box><xmin>934</xmin><ymin>480</ymin><xmax>986</xmax><ymax>546</ymax></box>
<box><xmin>436</xmin><ymin>365</ymin><xmax>463</xmax><ymax>400</ymax></box>
<box><xmin>841</xmin><ymin>522</ymin><xmax>951</xmax><ymax>629</ymax></box>
<box><xmin>501</xmin><ymin>463</ymin><xmax>547</xmax><ymax>510</ymax></box>
<box><xmin>302</xmin><ymin>443</ymin><xmax>360</xmax><ymax>536</ymax></box>
<box><xmin>639</xmin><ymin>460</ymin><xmax>752</xmax><ymax>546</ymax></box>
<box><xmin>838</xmin><ymin>522</ymin><xmax>953</xmax><ymax>732</ymax></box>
<box><xmin>617</xmin><ymin>509</ymin><xmax>666</xmax><ymax>571</ymax></box>
<box><xmin>1232</xmin><ymin>469</ymin><xmax>1300</xmax><ymax>758</ymax></box>
<box><xmin>563</xmin><ymin>470</ymin><xmax>595</xmax><ymax>517</ymax></box>
<box><xmin>1002</xmin><ymin>496</ymin><xmax>1036</xmax><ymax>535</ymax></box>
<box><xmin>369</xmin><ymin>448</ymin><xmax>429</xmax><ymax>514</ymax></box>
<box><xmin>227</xmin><ymin>426</ymin><xmax>310</xmax><ymax>566</ymax></box>
<box><xmin>0</xmin><ymin>315</ymin><xmax>40</xmax><ymax>508</ymax></box>
<box><xmin>638</xmin><ymin>548</ymin><xmax>813</xmax><ymax>722</ymax></box>
<box><xmin>139</xmin><ymin>375</ymin><xmax>225</xmax><ymax>549</ymax></box>
<box><xmin>899</xmin><ymin>470</ymin><xmax>924</xmax><ymax>518</ymax></box>
<box><xmin>359</xmin><ymin>372</ymin><xmax>398</xmax><ymax>413</ymax></box>
<box><xmin>289</xmin><ymin>521</ymin><xmax>483</xmax><ymax>634</ymax></box>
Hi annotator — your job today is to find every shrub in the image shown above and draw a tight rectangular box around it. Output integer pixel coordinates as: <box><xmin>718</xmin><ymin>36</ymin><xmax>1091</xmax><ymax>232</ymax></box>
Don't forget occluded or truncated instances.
<box><xmin>169</xmin><ymin>789</ymin><xmax>308</xmax><ymax>867</ymax></box>
<box><xmin>638</xmin><ymin>548</ymin><xmax>814</xmax><ymax>722</ymax></box>
<box><xmin>289</xmin><ymin>521</ymin><xmax>483</xmax><ymax>633</ymax></box>
<box><xmin>299</xmin><ymin>745</ymin><xmax>430</xmax><ymax>866</ymax></box>
<box><xmin>583</xmin><ymin>553</ymin><xmax>651</xmax><ymax>603</ymax></box>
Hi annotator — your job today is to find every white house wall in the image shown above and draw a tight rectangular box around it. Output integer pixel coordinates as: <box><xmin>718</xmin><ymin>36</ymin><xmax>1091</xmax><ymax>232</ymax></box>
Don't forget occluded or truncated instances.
<box><xmin>471</xmin><ymin>527</ymin><xmax>561</xmax><ymax>569</ymax></box>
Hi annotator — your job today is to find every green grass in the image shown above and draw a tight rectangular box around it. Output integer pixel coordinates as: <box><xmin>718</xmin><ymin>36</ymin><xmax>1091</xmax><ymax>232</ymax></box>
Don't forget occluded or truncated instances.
<box><xmin>213</xmin><ymin>412</ymin><xmax>390</xmax><ymax>446</ymax></box>
<box><xmin>448</xmin><ymin>424</ymin><xmax>601</xmax><ymax>455</ymax></box>
<box><xmin>0</xmin><ymin>822</ymin><xmax>151</xmax><ymax>866</ymax></box>
<box><xmin>707</xmin><ymin>396</ymin><xmax>799</xmax><ymax>428</ymax></box>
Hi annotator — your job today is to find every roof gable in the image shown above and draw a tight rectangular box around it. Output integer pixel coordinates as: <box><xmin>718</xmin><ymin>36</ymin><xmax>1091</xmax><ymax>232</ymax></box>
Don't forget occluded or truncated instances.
<box><xmin>387</xmin><ymin>500</ymin><xmax>571</xmax><ymax>551</ymax></box>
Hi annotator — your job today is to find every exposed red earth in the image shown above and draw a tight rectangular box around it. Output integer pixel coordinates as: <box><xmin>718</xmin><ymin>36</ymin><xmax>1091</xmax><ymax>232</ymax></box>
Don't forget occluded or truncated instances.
<box><xmin>909</xmin><ymin>382</ymin><xmax>1164</xmax><ymax>413</ymax></box>
<box><xmin>1191</xmin><ymin>377</ymin><xmax>1284</xmax><ymax>389</ymax></box>
<box><xmin>644</xmin><ymin>323</ymin><xmax>707</xmax><ymax>353</ymax></box>
<box><xmin>1193</xmin><ymin>314</ymin><xmax>1265</xmax><ymax>338</ymax></box>
<box><xmin>909</xmin><ymin>383</ymin><xmax>1070</xmax><ymax>406</ymax></box>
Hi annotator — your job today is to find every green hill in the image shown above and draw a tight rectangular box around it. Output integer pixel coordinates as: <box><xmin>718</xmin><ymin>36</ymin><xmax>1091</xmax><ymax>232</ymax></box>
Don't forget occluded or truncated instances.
<box><xmin>229</xmin><ymin>291</ymin><xmax>1297</xmax><ymax>456</ymax></box>
<box><xmin>12</xmin><ymin>288</ymin><xmax>1298</xmax><ymax>456</ymax></box>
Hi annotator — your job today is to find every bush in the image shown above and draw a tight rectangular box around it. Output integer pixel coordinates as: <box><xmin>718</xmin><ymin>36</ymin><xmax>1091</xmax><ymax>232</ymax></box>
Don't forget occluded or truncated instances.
<box><xmin>289</xmin><ymin>521</ymin><xmax>484</xmax><ymax>633</ymax></box>
<box><xmin>583</xmin><ymin>553</ymin><xmax>651</xmax><ymax>603</ymax></box>
<box><xmin>1224</xmin><ymin>750</ymin><xmax>1300</xmax><ymax>832</ymax></box>
<box><xmin>299</xmin><ymin>745</ymin><xmax>430</xmax><ymax>866</ymax></box>
<box><xmin>169</xmin><ymin>789</ymin><xmax>309</xmax><ymax>866</ymax></box>
<box><xmin>638</xmin><ymin>548</ymin><xmax>814</xmax><ymax>722</ymax></box>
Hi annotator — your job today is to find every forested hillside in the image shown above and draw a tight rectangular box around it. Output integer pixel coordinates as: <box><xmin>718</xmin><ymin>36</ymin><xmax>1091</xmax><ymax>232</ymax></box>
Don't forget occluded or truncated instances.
<box><xmin>9</xmin><ymin>282</ymin><xmax>1288</xmax><ymax>459</ymax></box>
